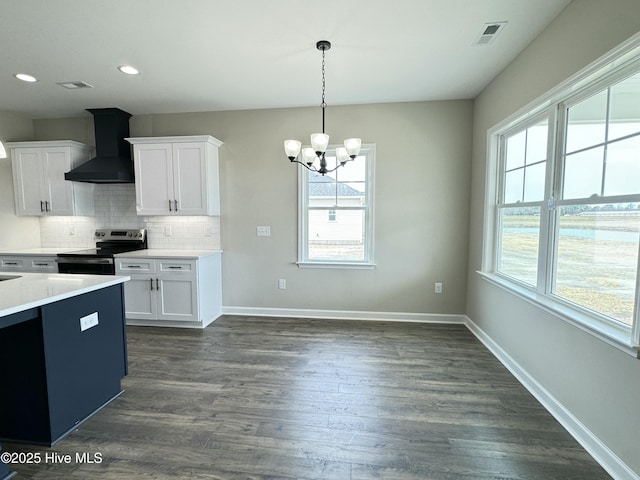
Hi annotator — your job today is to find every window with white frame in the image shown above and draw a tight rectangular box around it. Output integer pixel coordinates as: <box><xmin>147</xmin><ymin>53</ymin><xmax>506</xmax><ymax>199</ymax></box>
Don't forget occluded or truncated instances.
<box><xmin>486</xmin><ymin>51</ymin><xmax>640</xmax><ymax>351</ymax></box>
<box><xmin>298</xmin><ymin>144</ymin><xmax>375</xmax><ymax>267</ymax></box>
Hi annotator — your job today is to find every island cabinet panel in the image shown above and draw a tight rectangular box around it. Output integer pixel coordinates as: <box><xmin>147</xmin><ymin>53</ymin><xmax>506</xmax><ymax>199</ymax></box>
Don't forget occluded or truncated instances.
<box><xmin>0</xmin><ymin>442</ymin><xmax>14</xmax><ymax>480</ymax></box>
<box><xmin>41</xmin><ymin>284</ymin><xmax>127</xmax><ymax>442</ymax></box>
<box><xmin>0</xmin><ymin>310</ymin><xmax>50</xmax><ymax>444</ymax></box>
<box><xmin>0</xmin><ymin>284</ymin><xmax>127</xmax><ymax>446</ymax></box>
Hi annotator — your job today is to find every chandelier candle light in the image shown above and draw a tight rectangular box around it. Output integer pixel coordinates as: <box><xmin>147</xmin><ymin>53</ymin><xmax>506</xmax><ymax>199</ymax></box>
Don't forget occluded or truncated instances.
<box><xmin>284</xmin><ymin>40</ymin><xmax>361</xmax><ymax>175</ymax></box>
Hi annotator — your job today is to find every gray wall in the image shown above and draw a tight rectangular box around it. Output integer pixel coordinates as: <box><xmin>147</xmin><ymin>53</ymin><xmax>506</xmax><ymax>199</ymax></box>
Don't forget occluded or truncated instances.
<box><xmin>467</xmin><ymin>0</ymin><xmax>640</xmax><ymax>474</ymax></box>
<box><xmin>0</xmin><ymin>111</ymin><xmax>40</xmax><ymax>249</ymax></box>
<box><xmin>35</xmin><ymin>100</ymin><xmax>473</xmax><ymax>315</ymax></box>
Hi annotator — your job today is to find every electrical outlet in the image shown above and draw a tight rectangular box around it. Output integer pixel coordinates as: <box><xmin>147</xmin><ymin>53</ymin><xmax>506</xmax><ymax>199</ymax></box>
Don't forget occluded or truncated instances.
<box><xmin>435</xmin><ymin>282</ymin><xmax>443</xmax><ymax>294</ymax></box>
<box><xmin>278</xmin><ymin>279</ymin><xmax>286</xmax><ymax>289</ymax></box>
<box><xmin>257</xmin><ymin>226</ymin><xmax>271</xmax><ymax>237</ymax></box>
<box><xmin>80</xmin><ymin>312</ymin><xmax>99</xmax><ymax>332</ymax></box>
<box><xmin>165</xmin><ymin>225</ymin><xmax>172</xmax><ymax>237</ymax></box>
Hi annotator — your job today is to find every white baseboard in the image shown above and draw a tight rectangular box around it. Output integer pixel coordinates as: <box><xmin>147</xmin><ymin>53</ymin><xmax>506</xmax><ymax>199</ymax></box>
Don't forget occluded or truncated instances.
<box><xmin>464</xmin><ymin>316</ymin><xmax>639</xmax><ymax>480</ymax></box>
<box><xmin>221</xmin><ymin>306</ymin><xmax>466</xmax><ymax>324</ymax></box>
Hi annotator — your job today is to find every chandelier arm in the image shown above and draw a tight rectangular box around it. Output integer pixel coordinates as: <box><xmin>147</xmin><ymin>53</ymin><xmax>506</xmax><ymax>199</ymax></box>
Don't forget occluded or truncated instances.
<box><xmin>290</xmin><ymin>158</ymin><xmax>319</xmax><ymax>173</ymax></box>
<box><xmin>323</xmin><ymin>163</ymin><xmax>347</xmax><ymax>174</ymax></box>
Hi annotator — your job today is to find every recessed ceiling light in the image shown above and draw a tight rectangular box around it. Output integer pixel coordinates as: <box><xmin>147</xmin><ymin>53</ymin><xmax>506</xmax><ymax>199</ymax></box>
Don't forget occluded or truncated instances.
<box><xmin>14</xmin><ymin>73</ymin><xmax>38</xmax><ymax>83</ymax></box>
<box><xmin>118</xmin><ymin>65</ymin><xmax>140</xmax><ymax>75</ymax></box>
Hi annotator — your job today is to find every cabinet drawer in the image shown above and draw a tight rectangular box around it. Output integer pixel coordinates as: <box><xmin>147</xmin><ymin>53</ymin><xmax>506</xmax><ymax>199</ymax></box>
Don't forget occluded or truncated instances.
<box><xmin>116</xmin><ymin>258</ymin><xmax>155</xmax><ymax>273</ymax></box>
<box><xmin>0</xmin><ymin>258</ymin><xmax>24</xmax><ymax>270</ymax></box>
<box><xmin>29</xmin><ymin>257</ymin><xmax>57</xmax><ymax>272</ymax></box>
<box><xmin>158</xmin><ymin>259</ymin><xmax>196</xmax><ymax>274</ymax></box>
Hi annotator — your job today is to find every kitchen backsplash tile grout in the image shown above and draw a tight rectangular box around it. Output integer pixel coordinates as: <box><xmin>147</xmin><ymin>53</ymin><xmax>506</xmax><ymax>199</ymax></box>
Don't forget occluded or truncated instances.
<box><xmin>40</xmin><ymin>184</ymin><xmax>222</xmax><ymax>250</ymax></box>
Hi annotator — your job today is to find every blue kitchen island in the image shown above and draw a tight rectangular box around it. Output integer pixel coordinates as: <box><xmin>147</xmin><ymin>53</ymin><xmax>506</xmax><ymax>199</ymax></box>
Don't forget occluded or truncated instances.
<box><xmin>0</xmin><ymin>272</ymin><xmax>129</xmax><ymax>463</ymax></box>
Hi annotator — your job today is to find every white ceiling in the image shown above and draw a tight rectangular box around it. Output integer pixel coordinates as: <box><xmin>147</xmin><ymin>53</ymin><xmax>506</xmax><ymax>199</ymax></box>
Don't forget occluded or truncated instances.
<box><xmin>0</xmin><ymin>0</ymin><xmax>571</xmax><ymax>119</ymax></box>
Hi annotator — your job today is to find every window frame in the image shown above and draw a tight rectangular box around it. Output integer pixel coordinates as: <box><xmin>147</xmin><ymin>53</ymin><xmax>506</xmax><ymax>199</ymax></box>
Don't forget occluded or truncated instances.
<box><xmin>482</xmin><ymin>37</ymin><xmax>640</xmax><ymax>356</ymax></box>
<box><xmin>297</xmin><ymin>143</ymin><xmax>376</xmax><ymax>269</ymax></box>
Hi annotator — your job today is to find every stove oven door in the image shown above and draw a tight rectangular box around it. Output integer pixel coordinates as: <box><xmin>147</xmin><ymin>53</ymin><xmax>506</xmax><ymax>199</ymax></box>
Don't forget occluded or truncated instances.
<box><xmin>57</xmin><ymin>257</ymin><xmax>115</xmax><ymax>275</ymax></box>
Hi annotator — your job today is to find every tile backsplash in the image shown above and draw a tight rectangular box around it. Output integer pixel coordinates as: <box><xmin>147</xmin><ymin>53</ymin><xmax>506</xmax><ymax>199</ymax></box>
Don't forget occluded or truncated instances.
<box><xmin>40</xmin><ymin>184</ymin><xmax>221</xmax><ymax>250</ymax></box>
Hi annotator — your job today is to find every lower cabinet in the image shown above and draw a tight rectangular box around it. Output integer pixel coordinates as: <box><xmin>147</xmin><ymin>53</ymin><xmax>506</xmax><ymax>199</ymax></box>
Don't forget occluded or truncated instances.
<box><xmin>0</xmin><ymin>255</ymin><xmax>58</xmax><ymax>273</ymax></box>
<box><xmin>115</xmin><ymin>254</ymin><xmax>221</xmax><ymax>328</ymax></box>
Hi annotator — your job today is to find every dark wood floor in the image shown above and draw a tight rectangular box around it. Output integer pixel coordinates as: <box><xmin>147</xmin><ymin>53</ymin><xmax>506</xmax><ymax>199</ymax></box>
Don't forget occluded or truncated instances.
<box><xmin>5</xmin><ymin>316</ymin><xmax>610</xmax><ymax>479</ymax></box>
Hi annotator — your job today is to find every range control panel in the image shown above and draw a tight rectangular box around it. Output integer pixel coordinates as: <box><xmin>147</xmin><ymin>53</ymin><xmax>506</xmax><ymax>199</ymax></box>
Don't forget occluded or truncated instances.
<box><xmin>94</xmin><ymin>229</ymin><xmax>146</xmax><ymax>241</ymax></box>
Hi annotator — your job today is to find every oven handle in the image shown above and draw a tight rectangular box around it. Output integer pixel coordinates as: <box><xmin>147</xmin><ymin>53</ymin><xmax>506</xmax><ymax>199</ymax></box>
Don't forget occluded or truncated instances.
<box><xmin>56</xmin><ymin>257</ymin><xmax>114</xmax><ymax>265</ymax></box>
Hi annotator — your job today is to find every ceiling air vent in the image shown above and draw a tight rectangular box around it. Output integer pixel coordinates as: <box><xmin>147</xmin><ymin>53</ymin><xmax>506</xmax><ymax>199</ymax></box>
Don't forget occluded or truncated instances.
<box><xmin>57</xmin><ymin>80</ymin><xmax>94</xmax><ymax>89</ymax></box>
<box><xmin>473</xmin><ymin>21</ymin><xmax>507</xmax><ymax>46</ymax></box>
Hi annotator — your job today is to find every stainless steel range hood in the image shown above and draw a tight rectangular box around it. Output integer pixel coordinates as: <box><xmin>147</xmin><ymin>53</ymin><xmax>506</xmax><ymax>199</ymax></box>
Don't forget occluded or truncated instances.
<box><xmin>65</xmin><ymin>108</ymin><xmax>134</xmax><ymax>183</ymax></box>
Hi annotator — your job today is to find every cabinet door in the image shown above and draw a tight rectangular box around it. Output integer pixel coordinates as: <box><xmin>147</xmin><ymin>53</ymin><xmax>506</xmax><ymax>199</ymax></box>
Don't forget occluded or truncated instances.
<box><xmin>122</xmin><ymin>275</ymin><xmax>157</xmax><ymax>320</ymax></box>
<box><xmin>42</xmin><ymin>148</ymin><xmax>74</xmax><ymax>215</ymax></box>
<box><xmin>157</xmin><ymin>275</ymin><xmax>198</xmax><ymax>322</ymax></box>
<box><xmin>133</xmin><ymin>143</ymin><xmax>174</xmax><ymax>215</ymax></box>
<box><xmin>12</xmin><ymin>148</ymin><xmax>46</xmax><ymax>216</ymax></box>
<box><xmin>172</xmin><ymin>142</ymin><xmax>208</xmax><ymax>215</ymax></box>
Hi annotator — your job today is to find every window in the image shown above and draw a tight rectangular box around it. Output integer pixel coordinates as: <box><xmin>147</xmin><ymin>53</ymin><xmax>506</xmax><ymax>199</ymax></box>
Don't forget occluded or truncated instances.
<box><xmin>496</xmin><ymin>118</ymin><xmax>549</xmax><ymax>286</ymax></box>
<box><xmin>298</xmin><ymin>144</ymin><xmax>375</xmax><ymax>267</ymax></box>
<box><xmin>485</xmin><ymin>48</ymin><xmax>640</xmax><ymax>352</ymax></box>
<box><xmin>554</xmin><ymin>75</ymin><xmax>640</xmax><ymax>327</ymax></box>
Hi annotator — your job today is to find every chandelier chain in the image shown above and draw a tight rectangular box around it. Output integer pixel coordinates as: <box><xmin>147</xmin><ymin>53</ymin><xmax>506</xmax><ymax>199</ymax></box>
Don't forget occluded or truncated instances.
<box><xmin>321</xmin><ymin>48</ymin><xmax>326</xmax><ymax>132</ymax></box>
<box><xmin>321</xmin><ymin>49</ymin><xmax>326</xmax><ymax>108</ymax></box>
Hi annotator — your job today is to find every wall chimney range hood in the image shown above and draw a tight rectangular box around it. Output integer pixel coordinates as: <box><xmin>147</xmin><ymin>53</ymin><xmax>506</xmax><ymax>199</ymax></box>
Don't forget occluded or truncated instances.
<box><xmin>65</xmin><ymin>108</ymin><xmax>134</xmax><ymax>183</ymax></box>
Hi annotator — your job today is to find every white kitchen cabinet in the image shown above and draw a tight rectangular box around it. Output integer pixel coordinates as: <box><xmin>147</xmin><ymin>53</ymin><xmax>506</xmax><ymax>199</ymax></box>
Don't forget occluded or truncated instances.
<box><xmin>7</xmin><ymin>141</ymin><xmax>94</xmax><ymax>216</ymax></box>
<box><xmin>115</xmin><ymin>252</ymin><xmax>221</xmax><ymax>328</ymax></box>
<box><xmin>0</xmin><ymin>255</ymin><xmax>58</xmax><ymax>273</ymax></box>
<box><xmin>126</xmin><ymin>135</ymin><xmax>223</xmax><ymax>216</ymax></box>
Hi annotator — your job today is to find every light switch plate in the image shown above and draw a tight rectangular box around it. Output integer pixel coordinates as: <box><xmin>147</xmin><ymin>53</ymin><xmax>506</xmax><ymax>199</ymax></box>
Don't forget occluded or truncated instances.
<box><xmin>257</xmin><ymin>226</ymin><xmax>271</xmax><ymax>237</ymax></box>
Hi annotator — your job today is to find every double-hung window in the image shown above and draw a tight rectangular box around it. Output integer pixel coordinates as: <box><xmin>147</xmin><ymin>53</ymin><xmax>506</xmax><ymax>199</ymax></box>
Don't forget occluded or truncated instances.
<box><xmin>486</xmin><ymin>47</ymin><xmax>640</xmax><ymax>353</ymax></box>
<box><xmin>298</xmin><ymin>144</ymin><xmax>375</xmax><ymax>267</ymax></box>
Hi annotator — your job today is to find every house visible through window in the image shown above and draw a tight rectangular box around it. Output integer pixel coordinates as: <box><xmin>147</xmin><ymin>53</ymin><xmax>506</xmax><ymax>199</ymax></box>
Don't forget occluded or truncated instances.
<box><xmin>298</xmin><ymin>144</ymin><xmax>375</xmax><ymax>267</ymax></box>
<box><xmin>485</xmin><ymin>48</ymin><xmax>640</xmax><ymax>350</ymax></box>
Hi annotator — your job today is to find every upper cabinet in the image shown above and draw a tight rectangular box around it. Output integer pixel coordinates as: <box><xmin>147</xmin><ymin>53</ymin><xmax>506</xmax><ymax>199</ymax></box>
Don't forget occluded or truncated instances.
<box><xmin>7</xmin><ymin>141</ymin><xmax>95</xmax><ymax>216</ymax></box>
<box><xmin>126</xmin><ymin>135</ymin><xmax>223</xmax><ymax>216</ymax></box>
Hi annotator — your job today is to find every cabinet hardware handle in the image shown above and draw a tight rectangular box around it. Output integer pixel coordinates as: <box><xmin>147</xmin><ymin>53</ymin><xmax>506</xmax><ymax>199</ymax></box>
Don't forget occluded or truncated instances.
<box><xmin>167</xmin><ymin>266</ymin><xmax>182</xmax><ymax>269</ymax></box>
<box><xmin>174</xmin><ymin>200</ymin><xmax>178</xmax><ymax>211</ymax></box>
<box><xmin>150</xmin><ymin>278</ymin><xmax>154</xmax><ymax>291</ymax></box>
<box><xmin>169</xmin><ymin>199</ymin><xmax>173</xmax><ymax>212</ymax></box>
<box><xmin>34</xmin><ymin>263</ymin><xmax>48</xmax><ymax>266</ymax></box>
<box><xmin>40</xmin><ymin>200</ymin><xmax>45</xmax><ymax>212</ymax></box>
<box><xmin>128</xmin><ymin>265</ymin><xmax>141</xmax><ymax>268</ymax></box>
<box><xmin>5</xmin><ymin>262</ymin><xmax>18</xmax><ymax>266</ymax></box>
<box><xmin>156</xmin><ymin>278</ymin><xmax>160</xmax><ymax>290</ymax></box>
<box><xmin>45</xmin><ymin>200</ymin><xmax>50</xmax><ymax>212</ymax></box>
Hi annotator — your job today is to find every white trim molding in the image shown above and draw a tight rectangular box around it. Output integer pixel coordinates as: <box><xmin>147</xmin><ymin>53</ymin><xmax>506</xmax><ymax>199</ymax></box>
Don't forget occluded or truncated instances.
<box><xmin>465</xmin><ymin>315</ymin><xmax>639</xmax><ymax>480</ymax></box>
<box><xmin>221</xmin><ymin>306</ymin><xmax>465</xmax><ymax>324</ymax></box>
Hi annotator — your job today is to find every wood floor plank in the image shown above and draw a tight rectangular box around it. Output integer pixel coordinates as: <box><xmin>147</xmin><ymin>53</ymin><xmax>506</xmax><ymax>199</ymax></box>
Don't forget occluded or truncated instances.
<box><xmin>4</xmin><ymin>317</ymin><xmax>611</xmax><ymax>479</ymax></box>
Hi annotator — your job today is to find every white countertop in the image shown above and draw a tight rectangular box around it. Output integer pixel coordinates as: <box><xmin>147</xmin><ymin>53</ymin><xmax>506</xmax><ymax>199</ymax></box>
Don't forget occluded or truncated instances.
<box><xmin>0</xmin><ymin>273</ymin><xmax>129</xmax><ymax>318</ymax></box>
<box><xmin>114</xmin><ymin>249</ymin><xmax>223</xmax><ymax>260</ymax></box>
<box><xmin>0</xmin><ymin>247</ymin><xmax>81</xmax><ymax>256</ymax></box>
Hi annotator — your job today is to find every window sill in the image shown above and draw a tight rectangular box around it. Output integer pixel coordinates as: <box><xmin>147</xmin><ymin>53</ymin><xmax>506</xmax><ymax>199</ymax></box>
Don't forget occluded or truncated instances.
<box><xmin>297</xmin><ymin>261</ymin><xmax>376</xmax><ymax>270</ymax></box>
<box><xmin>477</xmin><ymin>271</ymin><xmax>639</xmax><ymax>358</ymax></box>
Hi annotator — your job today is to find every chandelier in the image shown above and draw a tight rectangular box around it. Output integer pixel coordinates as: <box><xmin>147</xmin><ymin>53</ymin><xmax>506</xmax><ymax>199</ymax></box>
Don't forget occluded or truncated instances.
<box><xmin>284</xmin><ymin>40</ymin><xmax>361</xmax><ymax>175</ymax></box>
